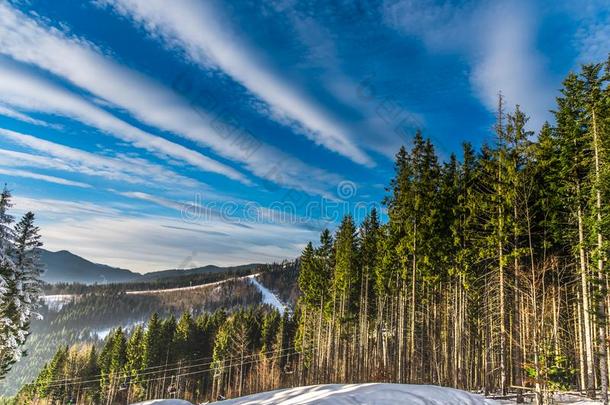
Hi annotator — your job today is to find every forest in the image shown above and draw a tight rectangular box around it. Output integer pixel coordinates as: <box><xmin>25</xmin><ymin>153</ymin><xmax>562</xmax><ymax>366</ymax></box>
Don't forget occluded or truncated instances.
<box><xmin>2</xmin><ymin>262</ymin><xmax>297</xmax><ymax>398</ymax></box>
<box><xmin>11</xmin><ymin>57</ymin><xmax>610</xmax><ymax>404</ymax></box>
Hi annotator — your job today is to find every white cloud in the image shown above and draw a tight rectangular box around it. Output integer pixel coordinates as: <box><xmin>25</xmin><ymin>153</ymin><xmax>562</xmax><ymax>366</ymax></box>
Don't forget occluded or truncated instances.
<box><xmin>383</xmin><ymin>0</ymin><xmax>557</xmax><ymax>130</ymax></box>
<box><xmin>0</xmin><ymin>60</ymin><xmax>249</xmax><ymax>184</ymax></box>
<box><xmin>0</xmin><ymin>167</ymin><xmax>91</xmax><ymax>188</ymax></box>
<box><xmin>568</xmin><ymin>1</ymin><xmax>610</xmax><ymax>64</ymax></box>
<box><xmin>10</xmin><ymin>194</ymin><xmax>305</xmax><ymax>272</ymax></box>
<box><xmin>116</xmin><ymin>191</ymin><xmax>187</xmax><ymax>211</ymax></box>
<box><xmin>12</xmin><ymin>195</ymin><xmax>123</xmax><ymax>218</ymax></box>
<box><xmin>0</xmin><ymin>128</ymin><xmax>206</xmax><ymax>190</ymax></box>
<box><xmin>102</xmin><ymin>0</ymin><xmax>374</xmax><ymax>167</ymax></box>
<box><xmin>37</xmin><ymin>212</ymin><xmax>316</xmax><ymax>272</ymax></box>
<box><xmin>0</xmin><ymin>2</ymin><xmax>343</xmax><ymax>196</ymax></box>
<box><xmin>0</xmin><ymin>104</ymin><xmax>57</xmax><ymax>127</ymax></box>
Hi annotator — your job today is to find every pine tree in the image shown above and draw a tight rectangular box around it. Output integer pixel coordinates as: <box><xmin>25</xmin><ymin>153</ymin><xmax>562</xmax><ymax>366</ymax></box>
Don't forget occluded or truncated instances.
<box><xmin>83</xmin><ymin>345</ymin><xmax>101</xmax><ymax>402</ymax></box>
<box><xmin>126</xmin><ymin>325</ymin><xmax>144</xmax><ymax>377</ymax></box>
<box><xmin>556</xmin><ymin>71</ymin><xmax>596</xmax><ymax>397</ymax></box>
<box><xmin>581</xmin><ymin>62</ymin><xmax>609</xmax><ymax>404</ymax></box>
<box><xmin>298</xmin><ymin>242</ymin><xmax>322</xmax><ymax>308</ymax></box>
<box><xmin>175</xmin><ymin>312</ymin><xmax>196</xmax><ymax>361</ymax></box>
<box><xmin>333</xmin><ymin>215</ymin><xmax>359</xmax><ymax>319</ymax></box>
<box><xmin>0</xmin><ymin>186</ymin><xmax>18</xmax><ymax>378</ymax></box>
<box><xmin>143</xmin><ymin>313</ymin><xmax>164</xmax><ymax>369</ymax></box>
<box><xmin>12</xmin><ymin>212</ymin><xmax>43</xmax><ymax>349</ymax></box>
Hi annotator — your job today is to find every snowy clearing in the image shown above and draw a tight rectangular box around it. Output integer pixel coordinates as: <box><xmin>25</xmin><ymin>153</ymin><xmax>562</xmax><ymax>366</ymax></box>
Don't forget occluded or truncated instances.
<box><xmin>218</xmin><ymin>383</ymin><xmax>498</xmax><ymax>404</ymax></box>
<box><xmin>494</xmin><ymin>392</ymin><xmax>601</xmax><ymax>404</ymax></box>
<box><xmin>125</xmin><ymin>274</ymin><xmax>258</xmax><ymax>295</ymax></box>
<box><xmin>247</xmin><ymin>274</ymin><xmax>288</xmax><ymax>314</ymax></box>
<box><xmin>127</xmin><ymin>386</ymin><xmax>604</xmax><ymax>404</ymax></box>
<box><xmin>124</xmin><ymin>273</ymin><xmax>289</xmax><ymax>315</ymax></box>
<box><xmin>40</xmin><ymin>294</ymin><xmax>74</xmax><ymax>311</ymax></box>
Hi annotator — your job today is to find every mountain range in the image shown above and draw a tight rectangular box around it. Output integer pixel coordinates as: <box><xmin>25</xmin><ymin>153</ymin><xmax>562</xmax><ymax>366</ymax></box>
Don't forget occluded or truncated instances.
<box><xmin>37</xmin><ymin>249</ymin><xmax>260</xmax><ymax>284</ymax></box>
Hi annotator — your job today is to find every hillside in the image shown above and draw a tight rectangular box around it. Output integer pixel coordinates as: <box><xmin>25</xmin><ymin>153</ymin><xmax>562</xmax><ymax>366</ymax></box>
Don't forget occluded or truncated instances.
<box><xmin>3</xmin><ymin>265</ymin><xmax>296</xmax><ymax>397</ymax></box>
<box><xmin>38</xmin><ymin>248</ymin><xmax>263</xmax><ymax>284</ymax></box>
<box><xmin>140</xmin><ymin>263</ymin><xmax>262</xmax><ymax>281</ymax></box>
<box><xmin>39</xmin><ymin>249</ymin><xmax>141</xmax><ymax>284</ymax></box>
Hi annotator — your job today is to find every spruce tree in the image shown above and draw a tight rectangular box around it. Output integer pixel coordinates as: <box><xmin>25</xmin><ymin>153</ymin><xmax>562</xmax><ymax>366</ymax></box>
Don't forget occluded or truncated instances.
<box><xmin>143</xmin><ymin>313</ymin><xmax>164</xmax><ymax>369</ymax></box>
<box><xmin>333</xmin><ymin>215</ymin><xmax>359</xmax><ymax>318</ymax></box>
<box><xmin>12</xmin><ymin>212</ymin><xmax>43</xmax><ymax>349</ymax></box>
<box><xmin>0</xmin><ymin>186</ymin><xmax>18</xmax><ymax>378</ymax></box>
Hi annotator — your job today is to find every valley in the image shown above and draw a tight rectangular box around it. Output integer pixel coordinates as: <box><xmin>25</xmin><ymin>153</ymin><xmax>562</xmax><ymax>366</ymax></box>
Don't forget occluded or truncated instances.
<box><xmin>1</xmin><ymin>254</ymin><xmax>297</xmax><ymax>397</ymax></box>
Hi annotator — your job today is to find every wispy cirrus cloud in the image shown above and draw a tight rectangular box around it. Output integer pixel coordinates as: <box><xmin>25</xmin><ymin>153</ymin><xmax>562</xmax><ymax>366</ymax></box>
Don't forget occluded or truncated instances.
<box><xmin>0</xmin><ymin>128</ymin><xmax>206</xmax><ymax>190</ymax></box>
<box><xmin>0</xmin><ymin>2</ymin><xmax>343</xmax><ymax>196</ymax></box>
<box><xmin>12</xmin><ymin>195</ymin><xmax>124</xmax><ymax>218</ymax></box>
<box><xmin>0</xmin><ymin>167</ymin><xmax>91</xmax><ymax>188</ymax></box>
<box><xmin>0</xmin><ymin>59</ymin><xmax>249</xmax><ymax>184</ymax></box>
<box><xmin>101</xmin><ymin>0</ymin><xmax>374</xmax><ymax>167</ymax></box>
<box><xmin>383</xmin><ymin>0</ymin><xmax>557</xmax><ymax>129</ymax></box>
<box><xmin>36</xmin><ymin>210</ymin><xmax>314</xmax><ymax>272</ymax></box>
<box><xmin>0</xmin><ymin>104</ymin><xmax>58</xmax><ymax>128</ymax></box>
<box><xmin>566</xmin><ymin>0</ymin><xmax>610</xmax><ymax>64</ymax></box>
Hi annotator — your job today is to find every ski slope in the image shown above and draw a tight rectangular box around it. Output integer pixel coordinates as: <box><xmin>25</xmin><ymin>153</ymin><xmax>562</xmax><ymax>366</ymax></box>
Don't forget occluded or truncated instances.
<box><xmin>42</xmin><ymin>273</ymin><xmax>289</xmax><ymax>315</ymax></box>
<box><xmin>40</xmin><ymin>294</ymin><xmax>74</xmax><ymax>311</ymax></box>
<box><xmin>124</xmin><ymin>275</ymin><xmax>251</xmax><ymax>295</ymax></box>
<box><xmin>246</xmin><ymin>274</ymin><xmax>288</xmax><ymax>314</ymax></box>
<box><xmin>124</xmin><ymin>273</ymin><xmax>289</xmax><ymax>314</ymax></box>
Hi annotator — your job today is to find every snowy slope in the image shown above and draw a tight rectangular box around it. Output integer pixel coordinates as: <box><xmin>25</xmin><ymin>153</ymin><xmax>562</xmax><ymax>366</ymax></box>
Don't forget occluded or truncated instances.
<box><xmin>40</xmin><ymin>294</ymin><xmax>74</xmax><ymax>311</ymax></box>
<box><xmin>247</xmin><ymin>274</ymin><xmax>288</xmax><ymax>314</ymax></box>
<box><xmin>125</xmin><ymin>276</ymin><xmax>244</xmax><ymax>295</ymax></box>
<box><xmin>125</xmin><ymin>272</ymin><xmax>289</xmax><ymax>313</ymax></box>
<box><xmin>131</xmin><ymin>400</ymin><xmax>193</xmax><ymax>405</ymax></box>
<box><xmin>219</xmin><ymin>383</ymin><xmax>498</xmax><ymax>404</ymax></box>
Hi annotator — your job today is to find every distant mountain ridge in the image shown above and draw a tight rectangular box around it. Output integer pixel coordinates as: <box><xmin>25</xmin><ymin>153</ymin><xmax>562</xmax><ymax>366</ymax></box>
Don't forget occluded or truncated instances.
<box><xmin>139</xmin><ymin>263</ymin><xmax>261</xmax><ymax>281</ymax></box>
<box><xmin>38</xmin><ymin>249</ymin><xmax>261</xmax><ymax>284</ymax></box>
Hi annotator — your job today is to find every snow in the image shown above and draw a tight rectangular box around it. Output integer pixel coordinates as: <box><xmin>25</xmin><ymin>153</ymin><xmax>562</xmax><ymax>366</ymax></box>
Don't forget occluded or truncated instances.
<box><xmin>125</xmin><ymin>385</ymin><xmax>604</xmax><ymax>405</ymax></box>
<box><xmin>41</xmin><ymin>274</ymin><xmax>289</xmax><ymax>316</ymax></box>
<box><xmin>124</xmin><ymin>274</ymin><xmax>290</xmax><ymax>315</ymax></box>
<box><xmin>219</xmin><ymin>383</ymin><xmax>498</xmax><ymax>404</ymax></box>
<box><xmin>41</xmin><ymin>294</ymin><xmax>73</xmax><ymax>311</ymax></box>
<box><xmin>125</xmin><ymin>274</ymin><xmax>257</xmax><ymax>295</ymax></box>
<box><xmin>495</xmin><ymin>392</ymin><xmax>602</xmax><ymax>404</ymax></box>
<box><xmin>95</xmin><ymin>326</ymin><xmax>113</xmax><ymax>340</ymax></box>
<box><xmin>247</xmin><ymin>275</ymin><xmax>287</xmax><ymax>315</ymax></box>
<box><xmin>94</xmin><ymin>320</ymin><xmax>144</xmax><ymax>340</ymax></box>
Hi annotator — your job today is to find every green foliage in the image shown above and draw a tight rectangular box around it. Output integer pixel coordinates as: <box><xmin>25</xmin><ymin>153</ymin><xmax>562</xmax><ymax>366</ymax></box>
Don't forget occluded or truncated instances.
<box><xmin>524</xmin><ymin>345</ymin><xmax>575</xmax><ymax>394</ymax></box>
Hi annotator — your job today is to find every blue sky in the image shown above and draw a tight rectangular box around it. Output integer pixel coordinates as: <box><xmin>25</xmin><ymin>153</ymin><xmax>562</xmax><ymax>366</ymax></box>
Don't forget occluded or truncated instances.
<box><xmin>0</xmin><ymin>0</ymin><xmax>607</xmax><ymax>272</ymax></box>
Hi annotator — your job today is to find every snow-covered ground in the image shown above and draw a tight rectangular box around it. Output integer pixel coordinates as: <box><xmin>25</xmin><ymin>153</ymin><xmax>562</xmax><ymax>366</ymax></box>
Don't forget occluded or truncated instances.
<box><xmin>130</xmin><ymin>386</ymin><xmax>605</xmax><ymax>405</ymax></box>
<box><xmin>132</xmin><ymin>400</ymin><xmax>193</xmax><ymax>405</ymax></box>
<box><xmin>247</xmin><ymin>274</ymin><xmax>288</xmax><ymax>315</ymax></box>
<box><xmin>94</xmin><ymin>320</ymin><xmax>144</xmax><ymax>340</ymax></box>
<box><xmin>126</xmin><ymin>273</ymin><xmax>259</xmax><ymax>295</ymax></box>
<box><xmin>123</xmin><ymin>273</ymin><xmax>289</xmax><ymax>314</ymax></box>
<box><xmin>41</xmin><ymin>273</ymin><xmax>290</xmax><ymax>315</ymax></box>
<box><xmin>214</xmin><ymin>384</ymin><xmax>497</xmax><ymax>404</ymax></box>
<box><xmin>494</xmin><ymin>392</ymin><xmax>601</xmax><ymax>404</ymax></box>
<box><xmin>218</xmin><ymin>384</ymin><xmax>498</xmax><ymax>404</ymax></box>
<box><xmin>40</xmin><ymin>294</ymin><xmax>74</xmax><ymax>311</ymax></box>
